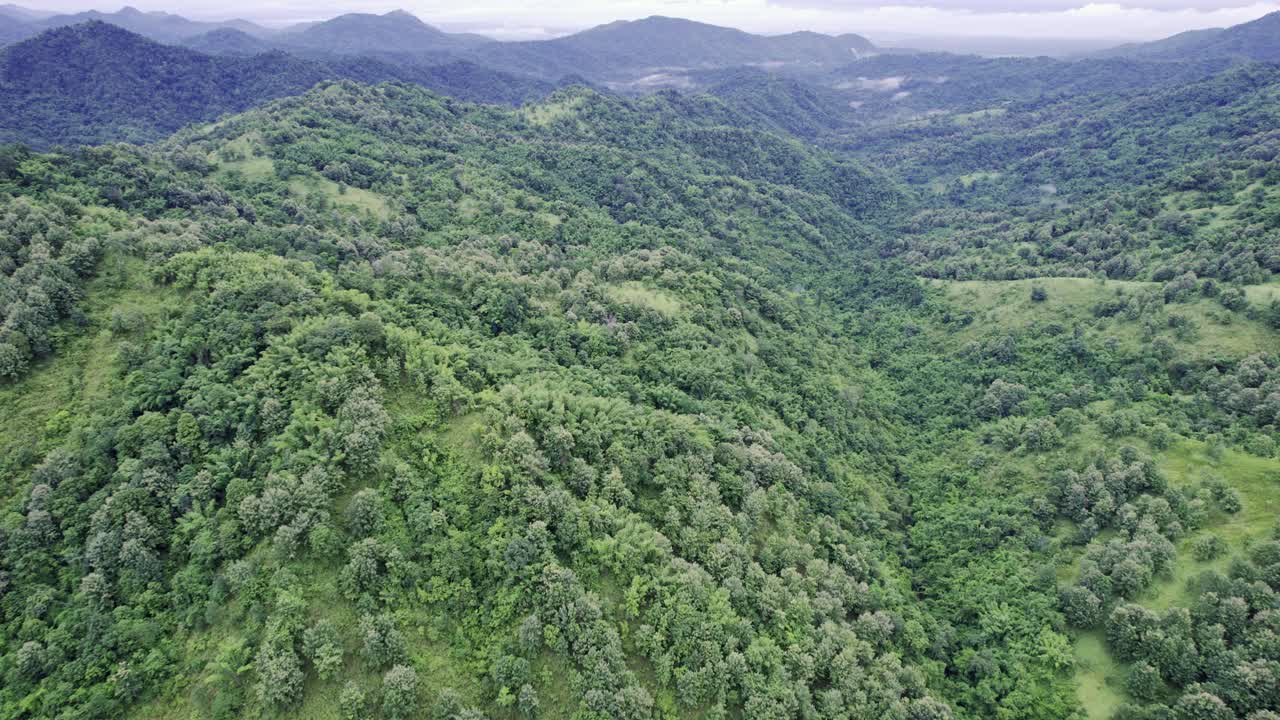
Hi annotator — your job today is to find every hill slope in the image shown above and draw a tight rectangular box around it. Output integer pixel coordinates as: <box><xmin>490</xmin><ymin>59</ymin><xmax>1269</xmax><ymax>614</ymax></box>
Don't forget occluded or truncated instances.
<box><xmin>469</xmin><ymin>15</ymin><xmax>876</xmax><ymax>82</ymax></box>
<box><xmin>14</xmin><ymin>5</ymin><xmax>270</xmax><ymax>43</ymax></box>
<box><xmin>179</xmin><ymin>27</ymin><xmax>276</xmax><ymax>57</ymax></box>
<box><xmin>0</xmin><ymin>68</ymin><xmax>1278</xmax><ymax>720</ymax></box>
<box><xmin>1095</xmin><ymin>10</ymin><xmax>1280</xmax><ymax>62</ymax></box>
<box><xmin>280</xmin><ymin>9</ymin><xmax>491</xmax><ymax>59</ymax></box>
<box><xmin>0</xmin><ymin>79</ymin><xmax>943</xmax><ymax>720</ymax></box>
<box><xmin>0</xmin><ymin>23</ymin><xmax>552</xmax><ymax>148</ymax></box>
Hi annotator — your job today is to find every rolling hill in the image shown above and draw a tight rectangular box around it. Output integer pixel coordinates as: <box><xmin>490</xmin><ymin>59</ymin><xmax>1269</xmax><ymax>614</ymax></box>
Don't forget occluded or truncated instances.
<box><xmin>1095</xmin><ymin>10</ymin><xmax>1280</xmax><ymax>62</ymax></box>
<box><xmin>0</xmin><ymin>23</ymin><xmax>552</xmax><ymax>148</ymax></box>
<box><xmin>179</xmin><ymin>27</ymin><xmax>276</xmax><ymax>57</ymax></box>
<box><xmin>10</xmin><ymin>5</ymin><xmax>271</xmax><ymax>44</ymax></box>
<box><xmin>468</xmin><ymin>16</ymin><xmax>876</xmax><ymax>83</ymax></box>
<box><xmin>278</xmin><ymin>9</ymin><xmax>491</xmax><ymax>60</ymax></box>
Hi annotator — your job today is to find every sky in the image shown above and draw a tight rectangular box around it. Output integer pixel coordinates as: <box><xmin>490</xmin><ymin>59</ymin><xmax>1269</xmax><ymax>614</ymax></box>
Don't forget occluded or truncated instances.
<box><xmin>20</xmin><ymin>0</ymin><xmax>1280</xmax><ymax>41</ymax></box>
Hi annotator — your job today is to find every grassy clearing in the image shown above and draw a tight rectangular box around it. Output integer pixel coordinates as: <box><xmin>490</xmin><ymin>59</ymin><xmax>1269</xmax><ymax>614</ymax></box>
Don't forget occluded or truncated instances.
<box><xmin>951</xmin><ymin>107</ymin><xmax>1008</xmax><ymax>125</ymax></box>
<box><xmin>1075</xmin><ymin>631</ymin><xmax>1125</xmax><ymax>720</ymax></box>
<box><xmin>0</xmin><ymin>253</ymin><xmax>170</xmax><ymax>501</ymax></box>
<box><xmin>945</xmin><ymin>277</ymin><xmax>1280</xmax><ymax>718</ymax></box>
<box><xmin>937</xmin><ymin>277</ymin><xmax>1279</xmax><ymax>358</ymax></box>
<box><xmin>211</xmin><ymin>132</ymin><xmax>274</xmax><ymax>180</ymax></box>
<box><xmin>607</xmin><ymin>282</ymin><xmax>683</xmax><ymax>318</ymax></box>
<box><xmin>288</xmin><ymin>174</ymin><xmax>391</xmax><ymax>218</ymax></box>
<box><xmin>1062</xmin><ymin>438</ymin><xmax>1280</xmax><ymax>713</ymax></box>
<box><xmin>521</xmin><ymin>95</ymin><xmax>586</xmax><ymax>127</ymax></box>
<box><xmin>212</xmin><ymin>131</ymin><xmax>390</xmax><ymax>217</ymax></box>
<box><xmin>956</xmin><ymin>171</ymin><xmax>1002</xmax><ymax>187</ymax></box>
<box><xmin>1244</xmin><ymin>282</ymin><xmax>1280</xmax><ymax>306</ymax></box>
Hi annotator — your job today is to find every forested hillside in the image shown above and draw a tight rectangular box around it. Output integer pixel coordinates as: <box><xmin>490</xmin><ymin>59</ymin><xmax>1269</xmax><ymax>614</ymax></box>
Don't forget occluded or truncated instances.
<box><xmin>0</xmin><ymin>8</ymin><xmax>1278</xmax><ymax>720</ymax></box>
<box><xmin>0</xmin><ymin>23</ymin><xmax>553</xmax><ymax>149</ymax></box>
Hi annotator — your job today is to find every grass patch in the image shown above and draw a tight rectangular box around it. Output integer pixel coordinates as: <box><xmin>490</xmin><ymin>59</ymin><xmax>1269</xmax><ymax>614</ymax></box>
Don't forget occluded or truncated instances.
<box><xmin>1074</xmin><ymin>631</ymin><xmax>1126</xmax><ymax>720</ymax></box>
<box><xmin>521</xmin><ymin>96</ymin><xmax>586</xmax><ymax>127</ymax></box>
<box><xmin>288</xmin><ymin>174</ymin><xmax>390</xmax><ymax>219</ymax></box>
<box><xmin>952</xmin><ymin>107</ymin><xmax>1008</xmax><ymax>124</ymax></box>
<box><xmin>0</xmin><ymin>253</ymin><xmax>172</xmax><ymax>501</ymax></box>
<box><xmin>937</xmin><ymin>277</ymin><xmax>1279</xmax><ymax>358</ymax></box>
<box><xmin>606</xmin><ymin>282</ymin><xmax>683</xmax><ymax>318</ymax></box>
<box><xmin>1075</xmin><ymin>627</ymin><xmax>1126</xmax><ymax>717</ymax></box>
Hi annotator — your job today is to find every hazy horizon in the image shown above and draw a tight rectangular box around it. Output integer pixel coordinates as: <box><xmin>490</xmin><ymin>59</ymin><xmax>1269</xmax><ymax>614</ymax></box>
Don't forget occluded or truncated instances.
<box><xmin>13</xmin><ymin>0</ymin><xmax>1280</xmax><ymax>42</ymax></box>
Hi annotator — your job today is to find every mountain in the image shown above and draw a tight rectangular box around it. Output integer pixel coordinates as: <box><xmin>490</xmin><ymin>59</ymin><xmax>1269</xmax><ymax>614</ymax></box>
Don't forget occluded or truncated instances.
<box><xmin>0</xmin><ymin>3</ymin><xmax>52</xmax><ymax>21</ymax></box>
<box><xmin>469</xmin><ymin>15</ymin><xmax>877</xmax><ymax>83</ymax></box>
<box><xmin>1095</xmin><ymin>10</ymin><xmax>1280</xmax><ymax>62</ymax></box>
<box><xmin>813</xmin><ymin>51</ymin><xmax>1236</xmax><ymax>126</ymax></box>
<box><xmin>703</xmin><ymin>66</ymin><xmax>855</xmax><ymax>138</ymax></box>
<box><xmin>180</xmin><ymin>27</ymin><xmax>276</xmax><ymax>56</ymax></box>
<box><xmin>558</xmin><ymin>16</ymin><xmax>873</xmax><ymax>66</ymax></box>
<box><xmin>0</xmin><ymin>22</ymin><xmax>337</xmax><ymax>147</ymax></box>
<box><xmin>281</xmin><ymin>9</ymin><xmax>491</xmax><ymax>59</ymax></box>
<box><xmin>0</xmin><ymin>23</ymin><xmax>552</xmax><ymax>148</ymax></box>
<box><xmin>0</xmin><ymin>19</ymin><xmax>30</xmax><ymax>46</ymax></box>
<box><xmin>13</xmin><ymin>6</ymin><xmax>272</xmax><ymax>44</ymax></box>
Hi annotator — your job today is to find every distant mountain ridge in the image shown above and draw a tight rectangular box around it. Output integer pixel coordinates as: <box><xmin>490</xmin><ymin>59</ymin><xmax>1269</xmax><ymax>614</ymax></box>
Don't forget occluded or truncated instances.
<box><xmin>0</xmin><ymin>5</ymin><xmax>272</xmax><ymax>45</ymax></box>
<box><xmin>0</xmin><ymin>3</ymin><xmax>52</xmax><ymax>21</ymax></box>
<box><xmin>1</xmin><ymin>7</ymin><xmax>879</xmax><ymax>85</ymax></box>
<box><xmin>466</xmin><ymin>16</ymin><xmax>876</xmax><ymax>82</ymax></box>
<box><xmin>0</xmin><ymin>22</ymin><xmax>552</xmax><ymax>148</ymax></box>
<box><xmin>180</xmin><ymin>27</ymin><xmax>275</xmax><ymax>56</ymax></box>
<box><xmin>1094</xmin><ymin>10</ymin><xmax>1280</xmax><ymax>62</ymax></box>
<box><xmin>278</xmin><ymin>10</ymin><xmax>492</xmax><ymax>59</ymax></box>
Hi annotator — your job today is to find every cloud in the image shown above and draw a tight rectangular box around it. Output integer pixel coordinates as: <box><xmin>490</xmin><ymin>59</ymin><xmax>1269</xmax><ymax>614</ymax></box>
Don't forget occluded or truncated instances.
<box><xmin>767</xmin><ymin>0</ymin><xmax>1265</xmax><ymax>10</ymax></box>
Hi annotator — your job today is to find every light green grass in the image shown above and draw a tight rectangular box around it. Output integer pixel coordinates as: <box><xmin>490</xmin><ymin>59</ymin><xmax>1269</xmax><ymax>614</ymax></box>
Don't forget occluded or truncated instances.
<box><xmin>607</xmin><ymin>282</ymin><xmax>683</xmax><ymax>318</ymax></box>
<box><xmin>1159</xmin><ymin>440</ymin><xmax>1280</xmax><ymax>546</ymax></box>
<box><xmin>211</xmin><ymin>132</ymin><xmax>274</xmax><ymax>180</ymax></box>
<box><xmin>288</xmin><ymin>174</ymin><xmax>390</xmax><ymax>218</ymax></box>
<box><xmin>213</xmin><ymin>131</ymin><xmax>390</xmax><ymax>217</ymax></box>
<box><xmin>956</xmin><ymin>171</ymin><xmax>1002</xmax><ymax>188</ymax></box>
<box><xmin>952</xmin><ymin>107</ymin><xmax>1008</xmax><ymax>125</ymax></box>
<box><xmin>1074</xmin><ymin>631</ymin><xmax>1125</xmax><ymax>720</ymax></box>
<box><xmin>938</xmin><ymin>277</ymin><xmax>1279</xmax><ymax>358</ymax></box>
<box><xmin>0</xmin><ymin>253</ymin><xmax>170</xmax><ymax>501</ymax></box>
<box><xmin>1244</xmin><ymin>282</ymin><xmax>1280</xmax><ymax>307</ymax></box>
<box><xmin>521</xmin><ymin>96</ymin><xmax>586</xmax><ymax>126</ymax></box>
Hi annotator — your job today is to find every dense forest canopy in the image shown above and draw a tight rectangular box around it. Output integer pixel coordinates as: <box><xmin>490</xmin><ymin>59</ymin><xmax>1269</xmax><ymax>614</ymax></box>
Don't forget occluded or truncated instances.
<box><xmin>0</xmin><ymin>6</ymin><xmax>1278</xmax><ymax>720</ymax></box>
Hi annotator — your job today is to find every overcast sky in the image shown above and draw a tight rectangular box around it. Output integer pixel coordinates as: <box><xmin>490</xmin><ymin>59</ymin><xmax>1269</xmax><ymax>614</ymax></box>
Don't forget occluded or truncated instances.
<box><xmin>24</xmin><ymin>0</ymin><xmax>1280</xmax><ymax>40</ymax></box>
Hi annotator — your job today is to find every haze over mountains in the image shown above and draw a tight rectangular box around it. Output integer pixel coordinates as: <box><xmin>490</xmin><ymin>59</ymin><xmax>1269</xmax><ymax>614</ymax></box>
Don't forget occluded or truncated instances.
<box><xmin>2</xmin><ymin>4</ymin><xmax>1278</xmax><ymax>151</ymax></box>
<box><xmin>1093</xmin><ymin>10</ymin><xmax>1280</xmax><ymax>63</ymax></box>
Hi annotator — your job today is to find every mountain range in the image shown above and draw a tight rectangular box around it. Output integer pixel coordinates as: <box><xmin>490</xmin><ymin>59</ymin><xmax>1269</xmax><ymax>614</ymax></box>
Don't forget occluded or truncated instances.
<box><xmin>0</xmin><ymin>5</ymin><xmax>1279</xmax><ymax>150</ymax></box>
<box><xmin>1</xmin><ymin>5</ymin><xmax>270</xmax><ymax>43</ymax></box>
<box><xmin>0</xmin><ymin>7</ymin><xmax>878</xmax><ymax>81</ymax></box>
<box><xmin>0</xmin><ymin>22</ymin><xmax>552</xmax><ymax>148</ymax></box>
<box><xmin>1092</xmin><ymin>10</ymin><xmax>1280</xmax><ymax>62</ymax></box>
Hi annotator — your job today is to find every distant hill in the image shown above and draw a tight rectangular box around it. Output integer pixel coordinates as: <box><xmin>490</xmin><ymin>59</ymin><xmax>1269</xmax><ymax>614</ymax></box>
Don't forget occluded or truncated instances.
<box><xmin>0</xmin><ymin>19</ymin><xmax>30</xmax><ymax>46</ymax></box>
<box><xmin>702</xmin><ymin>66</ymin><xmax>854</xmax><ymax>138</ymax></box>
<box><xmin>180</xmin><ymin>28</ymin><xmax>276</xmax><ymax>56</ymax></box>
<box><xmin>0</xmin><ymin>22</ymin><xmax>552</xmax><ymax>148</ymax></box>
<box><xmin>6</xmin><ymin>6</ymin><xmax>272</xmax><ymax>45</ymax></box>
<box><xmin>468</xmin><ymin>16</ymin><xmax>876</xmax><ymax>82</ymax></box>
<box><xmin>823</xmin><ymin>52</ymin><xmax>1236</xmax><ymax>118</ymax></box>
<box><xmin>0</xmin><ymin>22</ymin><xmax>336</xmax><ymax>147</ymax></box>
<box><xmin>1094</xmin><ymin>10</ymin><xmax>1280</xmax><ymax>62</ymax></box>
<box><xmin>0</xmin><ymin>3</ymin><xmax>52</xmax><ymax>22</ymax></box>
<box><xmin>280</xmin><ymin>10</ymin><xmax>490</xmax><ymax>60</ymax></box>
